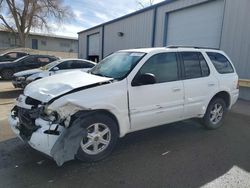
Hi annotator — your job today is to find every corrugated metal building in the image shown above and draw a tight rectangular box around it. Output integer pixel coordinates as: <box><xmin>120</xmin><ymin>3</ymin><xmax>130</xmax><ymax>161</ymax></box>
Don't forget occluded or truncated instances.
<box><xmin>78</xmin><ymin>0</ymin><xmax>250</xmax><ymax>100</ymax></box>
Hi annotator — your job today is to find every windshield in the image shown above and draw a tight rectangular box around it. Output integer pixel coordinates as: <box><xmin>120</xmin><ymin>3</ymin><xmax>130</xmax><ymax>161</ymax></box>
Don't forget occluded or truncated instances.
<box><xmin>40</xmin><ymin>60</ymin><xmax>61</xmax><ymax>70</ymax></box>
<box><xmin>90</xmin><ymin>52</ymin><xmax>145</xmax><ymax>79</ymax></box>
<box><xmin>13</xmin><ymin>55</ymin><xmax>29</xmax><ymax>63</ymax></box>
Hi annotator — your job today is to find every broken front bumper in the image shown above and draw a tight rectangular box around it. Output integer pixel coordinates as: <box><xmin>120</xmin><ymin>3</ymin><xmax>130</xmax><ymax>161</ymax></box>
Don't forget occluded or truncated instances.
<box><xmin>8</xmin><ymin>107</ymin><xmax>64</xmax><ymax>157</ymax></box>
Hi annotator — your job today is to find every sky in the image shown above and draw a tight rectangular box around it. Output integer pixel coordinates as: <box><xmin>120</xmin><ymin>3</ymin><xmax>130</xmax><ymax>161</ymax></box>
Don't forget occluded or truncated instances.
<box><xmin>45</xmin><ymin>0</ymin><xmax>165</xmax><ymax>38</ymax></box>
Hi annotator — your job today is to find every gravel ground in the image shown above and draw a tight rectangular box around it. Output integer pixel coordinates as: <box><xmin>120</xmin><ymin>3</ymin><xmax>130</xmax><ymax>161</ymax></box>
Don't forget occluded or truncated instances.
<box><xmin>0</xmin><ymin>81</ymin><xmax>250</xmax><ymax>188</ymax></box>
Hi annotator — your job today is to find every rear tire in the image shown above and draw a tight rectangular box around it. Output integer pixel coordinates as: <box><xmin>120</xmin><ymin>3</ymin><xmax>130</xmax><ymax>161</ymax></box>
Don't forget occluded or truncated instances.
<box><xmin>202</xmin><ymin>98</ymin><xmax>227</xmax><ymax>130</ymax></box>
<box><xmin>75</xmin><ymin>113</ymin><xmax>118</xmax><ymax>162</ymax></box>
<box><xmin>1</xmin><ymin>69</ymin><xmax>14</xmax><ymax>80</ymax></box>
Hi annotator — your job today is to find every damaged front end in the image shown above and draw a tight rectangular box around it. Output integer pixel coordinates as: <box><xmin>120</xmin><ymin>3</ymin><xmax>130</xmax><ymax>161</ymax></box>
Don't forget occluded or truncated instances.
<box><xmin>8</xmin><ymin>94</ymin><xmax>86</xmax><ymax>166</ymax></box>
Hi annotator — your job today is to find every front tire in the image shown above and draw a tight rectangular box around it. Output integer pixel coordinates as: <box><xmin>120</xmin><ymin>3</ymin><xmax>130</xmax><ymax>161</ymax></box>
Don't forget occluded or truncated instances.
<box><xmin>75</xmin><ymin>113</ymin><xmax>118</xmax><ymax>162</ymax></box>
<box><xmin>202</xmin><ymin>98</ymin><xmax>227</xmax><ymax>130</ymax></box>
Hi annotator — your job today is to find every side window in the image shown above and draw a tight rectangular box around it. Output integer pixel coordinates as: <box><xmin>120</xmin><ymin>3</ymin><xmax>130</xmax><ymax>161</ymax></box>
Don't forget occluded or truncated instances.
<box><xmin>71</xmin><ymin>60</ymin><xmax>85</xmax><ymax>69</ymax></box>
<box><xmin>57</xmin><ymin>61</ymin><xmax>73</xmax><ymax>70</ymax></box>
<box><xmin>6</xmin><ymin>52</ymin><xmax>17</xmax><ymax>58</ymax></box>
<box><xmin>24</xmin><ymin>57</ymin><xmax>36</xmax><ymax>64</ymax></box>
<box><xmin>80</xmin><ymin>61</ymin><xmax>95</xmax><ymax>68</ymax></box>
<box><xmin>17</xmin><ymin>53</ymin><xmax>26</xmax><ymax>58</ymax></box>
<box><xmin>181</xmin><ymin>52</ymin><xmax>202</xmax><ymax>79</ymax></box>
<box><xmin>198</xmin><ymin>53</ymin><xmax>210</xmax><ymax>77</ymax></box>
<box><xmin>207</xmin><ymin>52</ymin><xmax>234</xmax><ymax>74</ymax></box>
<box><xmin>139</xmin><ymin>52</ymin><xmax>178</xmax><ymax>83</ymax></box>
<box><xmin>38</xmin><ymin>57</ymin><xmax>50</xmax><ymax>63</ymax></box>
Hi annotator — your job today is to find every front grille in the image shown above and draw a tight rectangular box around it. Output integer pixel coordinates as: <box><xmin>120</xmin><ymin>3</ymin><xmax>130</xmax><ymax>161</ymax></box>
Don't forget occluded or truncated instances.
<box><xmin>16</xmin><ymin>107</ymin><xmax>41</xmax><ymax>140</ymax></box>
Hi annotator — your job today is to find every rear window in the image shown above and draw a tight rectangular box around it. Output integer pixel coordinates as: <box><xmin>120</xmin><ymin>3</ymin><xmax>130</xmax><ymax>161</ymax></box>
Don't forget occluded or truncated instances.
<box><xmin>207</xmin><ymin>52</ymin><xmax>234</xmax><ymax>74</ymax></box>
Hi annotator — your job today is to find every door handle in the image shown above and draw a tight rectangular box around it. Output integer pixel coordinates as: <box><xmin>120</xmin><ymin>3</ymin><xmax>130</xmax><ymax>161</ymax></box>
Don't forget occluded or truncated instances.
<box><xmin>172</xmin><ymin>88</ymin><xmax>181</xmax><ymax>92</ymax></box>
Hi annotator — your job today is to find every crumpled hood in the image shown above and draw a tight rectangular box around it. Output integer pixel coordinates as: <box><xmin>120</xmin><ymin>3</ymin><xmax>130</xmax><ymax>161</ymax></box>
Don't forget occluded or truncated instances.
<box><xmin>24</xmin><ymin>70</ymin><xmax>113</xmax><ymax>103</ymax></box>
<box><xmin>14</xmin><ymin>68</ymin><xmax>42</xmax><ymax>77</ymax></box>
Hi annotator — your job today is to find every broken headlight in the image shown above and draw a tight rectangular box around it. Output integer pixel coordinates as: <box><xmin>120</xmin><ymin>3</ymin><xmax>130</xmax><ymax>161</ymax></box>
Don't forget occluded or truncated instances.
<box><xmin>43</xmin><ymin>105</ymin><xmax>59</xmax><ymax>122</ymax></box>
<box><xmin>44</xmin><ymin>105</ymin><xmax>53</xmax><ymax>115</ymax></box>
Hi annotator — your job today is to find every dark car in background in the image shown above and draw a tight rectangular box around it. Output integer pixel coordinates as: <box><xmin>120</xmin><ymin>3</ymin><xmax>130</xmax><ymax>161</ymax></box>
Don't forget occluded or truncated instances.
<box><xmin>0</xmin><ymin>54</ymin><xmax>58</xmax><ymax>79</ymax></box>
<box><xmin>0</xmin><ymin>51</ymin><xmax>29</xmax><ymax>62</ymax></box>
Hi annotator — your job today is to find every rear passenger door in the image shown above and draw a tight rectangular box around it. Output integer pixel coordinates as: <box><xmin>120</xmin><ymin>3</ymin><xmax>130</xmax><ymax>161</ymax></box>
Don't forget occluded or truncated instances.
<box><xmin>21</xmin><ymin>56</ymin><xmax>39</xmax><ymax>70</ymax></box>
<box><xmin>128</xmin><ymin>52</ymin><xmax>184</xmax><ymax>131</ymax></box>
<box><xmin>180</xmin><ymin>51</ymin><xmax>219</xmax><ymax>119</ymax></box>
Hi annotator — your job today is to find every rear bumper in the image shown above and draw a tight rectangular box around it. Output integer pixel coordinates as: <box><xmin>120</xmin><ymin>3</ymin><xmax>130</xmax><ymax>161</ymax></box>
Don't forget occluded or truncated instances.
<box><xmin>230</xmin><ymin>89</ymin><xmax>239</xmax><ymax>108</ymax></box>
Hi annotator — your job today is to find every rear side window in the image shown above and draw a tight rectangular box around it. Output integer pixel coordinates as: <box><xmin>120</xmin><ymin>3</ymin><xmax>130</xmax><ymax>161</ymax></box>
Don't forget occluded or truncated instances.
<box><xmin>207</xmin><ymin>52</ymin><xmax>234</xmax><ymax>74</ymax></box>
<box><xmin>7</xmin><ymin>52</ymin><xmax>17</xmax><ymax>58</ymax></box>
<box><xmin>57</xmin><ymin>60</ymin><xmax>73</xmax><ymax>70</ymax></box>
<box><xmin>38</xmin><ymin>57</ymin><xmax>50</xmax><ymax>63</ymax></box>
<box><xmin>198</xmin><ymin>53</ymin><xmax>210</xmax><ymax>77</ymax></box>
<box><xmin>181</xmin><ymin>52</ymin><xmax>210</xmax><ymax>79</ymax></box>
<box><xmin>77</xmin><ymin>61</ymin><xmax>95</xmax><ymax>68</ymax></box>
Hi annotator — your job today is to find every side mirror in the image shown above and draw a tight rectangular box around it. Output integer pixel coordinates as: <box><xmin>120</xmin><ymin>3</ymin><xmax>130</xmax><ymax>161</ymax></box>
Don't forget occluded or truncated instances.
<box><xmin>52</xmin><ymin>66</ymin><xmax>59</xmax><ymax>71</ymax></box>
<box><xmin>132</xmin><ymin>73</ymin><xmax>156</xmax><ymax>86</ymax></box>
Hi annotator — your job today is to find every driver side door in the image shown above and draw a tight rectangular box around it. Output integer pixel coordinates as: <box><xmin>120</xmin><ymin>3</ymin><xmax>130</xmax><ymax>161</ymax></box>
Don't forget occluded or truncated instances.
<box><xmin>128</xmin><ymin>52</ymin><xmax>184</xmax><ymax>131</ymax></box>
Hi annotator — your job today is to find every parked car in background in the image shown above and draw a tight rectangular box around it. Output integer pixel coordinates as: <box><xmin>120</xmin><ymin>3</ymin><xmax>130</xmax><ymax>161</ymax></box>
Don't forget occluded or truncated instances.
<box><xmin>8</xmin><ymin>46</ymin><xmax>239</xmax><ymax>166</ymax></box>
<box><xmin>12</xmin><ymin>59</ymin><xmax>96</xmax><ymax>88</ymax></box>
<box><xmin>0</xmin><ymin>51</ymin><xmax>29</xmax><ymax>62</ymax></box>
<box><xmin>0</xmin><ymin>54</ymin><xmax>58</xmax><ymax>79</ymax></box>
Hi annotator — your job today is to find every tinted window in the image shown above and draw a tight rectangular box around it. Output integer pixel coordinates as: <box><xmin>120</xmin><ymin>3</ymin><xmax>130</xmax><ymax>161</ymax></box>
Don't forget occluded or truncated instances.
<box><xmin>139</xmin><ymin>53</ymin><xmax>178</xmax><ymax>83</ymax></box>
<box><xmin>72</xmin><ymin>61</ymin><xmax>95</xmax><ymax>69</ymax></box>
<box><xmin>207</xmin><ymin>52</ymin><xmax>234</xmax><ymax>74</ymax></box>
<box><xmin>17</xmin><ymin>53</ymin><xmax>27</xmax><ymax>58</ymax></box>
<box><xmin>182</xmin><ymin>52</ymin><xmax>202</xmax><ymax>79</ymax></box>
<box><xmin>6</xmin><ymin>52</ymin><xmax>17</xmax><ymax>58</ymax></box>
<box><xmin>57</xmin><ymin>61</ymin><xmax>73</xmax><ymax>70</ymax></box>
<box><xmin>198</xmin><ymin>53</ymin><xmax>210</xmax><ymax>76</ymax></box>
<box><xmin>38</xmin><ymin>57</ymin><xmax>50</xmax><ymax>63</ymax></box>
<box><xmin>24</xmin><ymin>57</ymin><xmax>36</xmax><ymax>64</ymax></box>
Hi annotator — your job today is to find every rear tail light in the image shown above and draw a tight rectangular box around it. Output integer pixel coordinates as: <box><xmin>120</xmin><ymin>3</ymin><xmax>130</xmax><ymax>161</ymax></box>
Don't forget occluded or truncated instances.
<box><xmin>237</xmin><ymin>80</ymin><xmax>240</xmax><ymax>89</ymax></box>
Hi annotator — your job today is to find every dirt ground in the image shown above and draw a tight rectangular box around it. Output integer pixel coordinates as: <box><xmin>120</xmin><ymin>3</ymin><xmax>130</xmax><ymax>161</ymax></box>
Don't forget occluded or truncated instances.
<box><xmin>0</xmin><ymin>81</ymin><xmax>250</xmax><ymax>188</ymax></box>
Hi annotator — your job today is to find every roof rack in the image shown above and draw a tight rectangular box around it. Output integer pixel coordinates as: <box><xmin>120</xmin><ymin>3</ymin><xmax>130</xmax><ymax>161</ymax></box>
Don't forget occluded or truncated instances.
<box><xmin>166</xmin><ymin>45</ymin><xmax>219</xmax><ymax>50</ymax></box>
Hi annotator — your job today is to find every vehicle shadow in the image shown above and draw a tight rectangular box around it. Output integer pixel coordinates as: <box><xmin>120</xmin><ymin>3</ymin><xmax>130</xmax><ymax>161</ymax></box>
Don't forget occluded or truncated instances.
<box><xmin>0</xmin><ymin>112</ymin><xmax>249</xmax><ymax>187</ymax></box>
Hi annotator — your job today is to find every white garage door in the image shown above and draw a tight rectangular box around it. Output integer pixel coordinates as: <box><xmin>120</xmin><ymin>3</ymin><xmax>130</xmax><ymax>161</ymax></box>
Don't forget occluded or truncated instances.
<box><xmin>88</xmin><ymin>33</ymin><xmax>100</xmax><ymax>56</ymax></box>
<box><xmin>166</xmin><ymin>0</ymin><xmax>224</xmax><ymax>48</ymax></box>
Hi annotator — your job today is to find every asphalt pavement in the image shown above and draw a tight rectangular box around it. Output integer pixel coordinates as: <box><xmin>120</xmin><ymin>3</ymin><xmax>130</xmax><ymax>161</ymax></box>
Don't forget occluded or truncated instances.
<box><xmin>0</xmin><ymin>81</ymin><xmax>250</xmax><ymax>188</ymax></box>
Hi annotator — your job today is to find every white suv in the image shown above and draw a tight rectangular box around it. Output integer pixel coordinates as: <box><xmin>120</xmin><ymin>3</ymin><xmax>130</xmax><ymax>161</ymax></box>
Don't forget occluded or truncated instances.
<box><xmin>8</xmin><ymin>46</ymin><xmax>239</xmax><ymax>166</ymax></box>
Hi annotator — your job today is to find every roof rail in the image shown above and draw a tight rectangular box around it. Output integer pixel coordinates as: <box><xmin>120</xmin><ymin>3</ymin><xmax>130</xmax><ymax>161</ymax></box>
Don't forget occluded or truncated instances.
<box><xmin>166</xmin><ymin>45</ymin><xmax>219</xmax><ymax>50</ymax></box>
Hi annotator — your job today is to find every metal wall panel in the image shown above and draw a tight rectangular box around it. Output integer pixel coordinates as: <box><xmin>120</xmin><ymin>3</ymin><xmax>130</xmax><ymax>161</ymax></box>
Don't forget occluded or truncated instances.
<box><xmin>103</xmin><ymin>9</ymin><xmax>154</xmax><ymax>57</ymax></box>
<box><xmin>166</xmin><ymin>0</ymin><xmax>224</xmax><ymax>48</ymax></box>
<box><xmin>220</xmin><ymin>0</ymin><xmax>250</xmax><ymax>80</ymax></box>
<box><xmin>220</xmin><ymin>0</ymin><xmax>250</xmax><ymax>100</ymax></box>
<box><xmin>154</xmin><ymin>0</ymin><xmax>211</xmax><ymax>47</ymax></box>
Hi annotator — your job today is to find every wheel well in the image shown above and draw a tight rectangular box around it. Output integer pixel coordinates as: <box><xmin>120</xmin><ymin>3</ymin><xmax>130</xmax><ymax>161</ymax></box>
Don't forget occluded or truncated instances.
<box><xmin>71</xmin><ymin>109</ymin><xmax>120</xmax><ymax>135</ymax></box>
<box><xmin>211</xmin><ymin>91</ymin><xmax>230</xmax><ymax>108</ymax></box>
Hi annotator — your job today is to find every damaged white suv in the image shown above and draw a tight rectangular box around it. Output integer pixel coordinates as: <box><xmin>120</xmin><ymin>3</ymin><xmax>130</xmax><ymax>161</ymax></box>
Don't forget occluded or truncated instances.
<box><xmin>8</xmin><ymin>46</ymin><xmax>239</xmax><ymax>166</ymax></box>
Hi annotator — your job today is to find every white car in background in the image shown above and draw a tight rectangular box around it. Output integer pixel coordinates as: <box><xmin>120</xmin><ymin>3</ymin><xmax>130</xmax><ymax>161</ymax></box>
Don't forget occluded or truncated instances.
<box><xmin>12</xmin><ymin>59</ymin><xmax>96</xmax><ymax>88</ymax></box>
<box><xmin>8</xmin><ymin>46</ymin><xmax>239</xmax><ymax>166</ymax></box>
